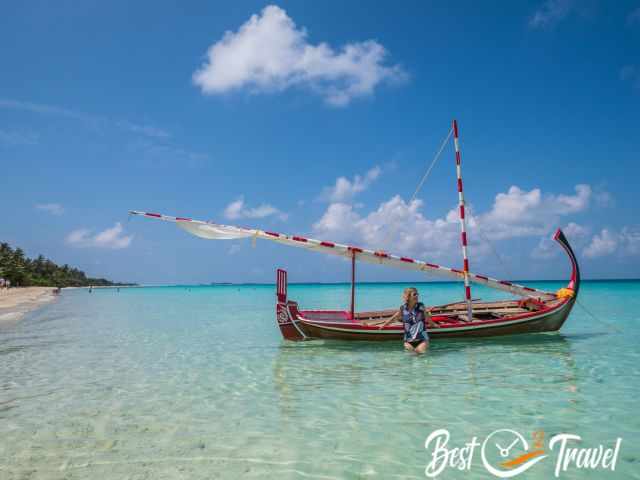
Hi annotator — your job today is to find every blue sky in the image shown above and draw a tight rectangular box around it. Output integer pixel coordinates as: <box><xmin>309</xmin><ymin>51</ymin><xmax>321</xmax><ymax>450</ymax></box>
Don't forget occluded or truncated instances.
<box><xmin>1</xmin><ymin>1</ymin><xmax>639</xmax><ymax>284</ymax></box>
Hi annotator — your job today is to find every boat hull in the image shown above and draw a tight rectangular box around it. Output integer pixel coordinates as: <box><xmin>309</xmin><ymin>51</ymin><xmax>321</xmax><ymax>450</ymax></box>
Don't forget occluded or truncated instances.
<box><xmin>276</xmin><ymin>297</ymin><xmax>575</xmax><ymax>341</ymax></box>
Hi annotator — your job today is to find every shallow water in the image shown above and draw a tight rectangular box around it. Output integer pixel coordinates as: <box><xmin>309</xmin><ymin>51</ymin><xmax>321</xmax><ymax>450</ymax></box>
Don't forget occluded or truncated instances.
<box><xmin>0</xmin><ymin>281</ymin><xmax>638</xmax><ymax>479</ymax></box>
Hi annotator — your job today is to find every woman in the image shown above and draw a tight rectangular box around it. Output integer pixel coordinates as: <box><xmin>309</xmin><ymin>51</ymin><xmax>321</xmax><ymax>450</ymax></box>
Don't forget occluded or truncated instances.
<box><xmin>379</xmin><ymin>287</ymin><xmax>438</xmax><ymax>353</ymax></box>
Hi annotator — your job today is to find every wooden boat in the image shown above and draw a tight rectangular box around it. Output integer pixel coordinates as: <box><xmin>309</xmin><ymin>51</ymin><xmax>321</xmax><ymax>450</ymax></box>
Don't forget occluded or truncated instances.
<box><xmin>130</xmin><ymin>120</ymin><xmax>580</xmax><ymax>342</ymax></box>
<box><xmin>274</xmin><ymin>228</ymin><xmax>579</xmax><ymax>340</ymax></box>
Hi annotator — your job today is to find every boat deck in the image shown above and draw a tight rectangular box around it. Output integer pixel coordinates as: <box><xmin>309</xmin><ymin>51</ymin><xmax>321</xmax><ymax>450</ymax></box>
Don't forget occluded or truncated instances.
<box><xmin>299</xmin><ymin>298</ymin><xmax>564</xmax><ymax>325</ymax></box>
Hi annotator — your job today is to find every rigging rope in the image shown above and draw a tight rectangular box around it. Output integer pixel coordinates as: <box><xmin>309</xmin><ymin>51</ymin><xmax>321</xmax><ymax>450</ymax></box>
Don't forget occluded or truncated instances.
<box><xmin>576</xmin><ymin>298</ymin><xmax>622</xmax><ymax>333</ymax></box>
<box><xmin>380</xmin><ymin>127</ymin><xmax>453</xmax><ymax>249</ymax></box>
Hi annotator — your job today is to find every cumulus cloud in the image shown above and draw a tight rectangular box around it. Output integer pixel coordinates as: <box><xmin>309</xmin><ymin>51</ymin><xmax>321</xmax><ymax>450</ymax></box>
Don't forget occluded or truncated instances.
<box><xmin>193</xmin><ymin>5</ymin><xmax>406</xmax><ymax>106</ymax></box>
<box><xmin>320</xmin><ymin>166</ymin><xmax>381</xmax><ymax>202</ymax></box>
<box><xmin>35</xmin><ymin>203</ymin><xmax>64</xmax><ymax>216</ymax></box>
<box><xmin>529</xmin><ymin>0</ymin><xmax>574</xmax><ymax>29</ymax></box>
<box><xmin>583</xmin><ymin>227</ymin><xmax>640</xmax><ymax>258</ymax></box>
<box><xmin>224</xmin><ymin>196</ymin><xmax>288</xmax><ymax>221</ymax></box>
<box><xmin>531</xmin><ymin>222</ymin><xmax>589</xmax><ymax>259</ymax></box>
<box><xmin>313</xmin><ymin>184</ymin><xmax>593</xmax><ymax>261</ymax></box>
<box><xmin>478</xmin><ymin>184</ymin><xmax>591</xmax><ymax>240</ymax></box>
<box><xmin>583</xmin><ymin>229</ymin><xmax>618</xmax><ymax>258</ymax></box>
<box><xmin>66</xmin><ymin>222</ymin><xmax>133</xmax><ymax>249</ymax></box>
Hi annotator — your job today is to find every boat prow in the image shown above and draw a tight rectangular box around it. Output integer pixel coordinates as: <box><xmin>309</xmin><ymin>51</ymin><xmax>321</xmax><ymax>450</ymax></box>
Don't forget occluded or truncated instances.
<box><xmin>275</xmin><ymin>228</ymin><xmax>580</xmax><ymax>341</ymax></box>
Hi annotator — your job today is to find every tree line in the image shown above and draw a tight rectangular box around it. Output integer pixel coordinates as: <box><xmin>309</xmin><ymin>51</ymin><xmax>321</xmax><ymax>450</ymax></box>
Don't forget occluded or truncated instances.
<box><xmin>0</xmin><ymin>242</ymin><xmax>133</xmax><ymax>287</ymax></box>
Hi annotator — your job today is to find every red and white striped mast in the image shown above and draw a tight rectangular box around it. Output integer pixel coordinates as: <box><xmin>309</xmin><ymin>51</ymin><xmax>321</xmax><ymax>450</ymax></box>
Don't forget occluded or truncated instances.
<box><xmin>453</xmin><ymin>119</ymin><xmax>474</xmax><ymax>321</ymax></box>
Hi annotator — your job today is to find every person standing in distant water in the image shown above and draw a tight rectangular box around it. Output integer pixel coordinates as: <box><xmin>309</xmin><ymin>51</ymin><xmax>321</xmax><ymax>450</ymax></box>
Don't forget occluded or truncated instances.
<box><xmin>378</xmin><ymin>287</ymin><xmax>438</xmax><ymax>354</ymax></box>
<box><xmin>89</xmin><ymin>285</ymin><xmax>93</xmax><ymax>293</ymax></box>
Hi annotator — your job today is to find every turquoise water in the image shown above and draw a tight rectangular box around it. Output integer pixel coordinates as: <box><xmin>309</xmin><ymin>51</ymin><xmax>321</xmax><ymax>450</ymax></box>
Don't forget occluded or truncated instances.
<box><xmin>0</xmin><ymin>281</ymin><xmax>638</xmax><ymax>479</ymax></box>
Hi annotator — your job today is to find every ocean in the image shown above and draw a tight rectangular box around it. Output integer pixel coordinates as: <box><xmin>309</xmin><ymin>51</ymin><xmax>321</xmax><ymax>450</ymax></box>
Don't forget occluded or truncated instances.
<box><xmin>1</xmin><ymin>281</ymin><xmax>638</xmax><ymax>479</ymax></box>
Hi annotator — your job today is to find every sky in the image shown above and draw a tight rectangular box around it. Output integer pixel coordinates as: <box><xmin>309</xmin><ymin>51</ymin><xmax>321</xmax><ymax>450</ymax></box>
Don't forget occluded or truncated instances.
<box><xmin>1</xmin><ymin>0</ymin><xmax>639</xmax><ymax>285</ymax></box>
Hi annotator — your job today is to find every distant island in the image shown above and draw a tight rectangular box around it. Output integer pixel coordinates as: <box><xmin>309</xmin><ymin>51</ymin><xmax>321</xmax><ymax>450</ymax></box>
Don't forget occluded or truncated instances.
<box><xmin>0</xmin><ymin>242</ymin><xmax>135</xmax><ymax>288</ymax></box>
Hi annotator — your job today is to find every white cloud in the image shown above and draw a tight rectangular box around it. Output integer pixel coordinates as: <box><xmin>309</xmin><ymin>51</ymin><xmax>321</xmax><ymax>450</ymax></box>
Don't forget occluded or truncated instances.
<box><xmin>66</xmin><ymin>222</ymin><xmax>133</xmax><ymax>249</ymax></box>
<box><xmin>224</xmin><ymin>196</ymin><xmax>288</xmax><ymax>221</ymax></box>
<box><xmin>583</xmin><ymin>227</ymin><xmax>640</xmax><ymax>258</ymax></box>
<box><xmin>477</xmin><ymin>184</ymin><xmax>591</xmax><ymax>240</ymax></box>
<box><xmin>529</xmin><ymin>0</ymin><xmax>573</xmax><ymax>29</ymax></box>
<box><xmin>531</xmin><ymin>222</ymin><xmax>589</xmax><ymax>259</ymax></box>
<box><xmin>584</xmin><ymin>229</ymin><xmax>618</xmax><ymax>258</ymax></box>
<box><xmin>193</xmin><ymin>5</ymin><xmax>406</xmax><ymax>106</ymax></box>
<box><xmin>228</xmin><ymin>244</ymin><xmax>241</xmax><ymax>255</ymax></box>
<box><xmin>313</xmin><ymin>184</ymin><xmax>593</xmax><ymax>261</ymax></box>
<box><xmin>320</xmin><ymin>166</ymin><xmax>381</xmax><ymax>202</ymax></box>
<box><xmin>35</xmin><ymin>203</ymin><xmax>64</xmax><ymax>215</ymax></box>
<box><xmin>313</xmin><ymin>196</ymin><xmax>461</xmax><ymax>259</ymax></box>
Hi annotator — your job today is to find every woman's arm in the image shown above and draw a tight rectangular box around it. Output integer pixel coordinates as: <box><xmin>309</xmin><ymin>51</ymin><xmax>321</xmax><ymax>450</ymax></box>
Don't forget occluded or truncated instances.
<box><xmin>378</xmin><ymin>310</ymin><xmax>400</xmax><ymax>329</ymax></box>
<box><xmin>422</xmin><ymin>305</ymin><xmax>439</xmax><ymax>328</ymax></box>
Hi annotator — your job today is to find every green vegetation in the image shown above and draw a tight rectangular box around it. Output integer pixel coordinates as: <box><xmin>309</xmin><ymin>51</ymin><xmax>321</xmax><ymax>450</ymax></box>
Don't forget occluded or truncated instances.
<box><xmin>0</xmin><ymin>242</ymin><xmax>133</xmax><ymax>287</ymax></box>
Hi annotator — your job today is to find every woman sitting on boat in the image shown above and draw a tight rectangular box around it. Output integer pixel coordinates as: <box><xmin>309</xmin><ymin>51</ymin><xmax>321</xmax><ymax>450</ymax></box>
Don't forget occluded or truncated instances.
<box><xmin>379</xmin><ymin>287</ymin><xmax>438</xmax><ymax>353</ymax></box>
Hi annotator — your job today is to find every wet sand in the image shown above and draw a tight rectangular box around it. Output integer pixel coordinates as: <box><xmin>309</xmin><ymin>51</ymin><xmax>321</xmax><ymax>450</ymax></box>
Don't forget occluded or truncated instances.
<box><xmin>0</xmin><ymin>287</ymin><xmax>57</xmax><ymax>324</ymax></box>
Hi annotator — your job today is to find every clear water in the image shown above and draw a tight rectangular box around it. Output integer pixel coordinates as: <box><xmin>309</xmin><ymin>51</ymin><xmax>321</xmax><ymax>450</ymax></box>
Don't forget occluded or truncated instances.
<box><xmin>0</xmin><ymin>281</ymin><xmax>638</xmax><ymax>479</ymax></box>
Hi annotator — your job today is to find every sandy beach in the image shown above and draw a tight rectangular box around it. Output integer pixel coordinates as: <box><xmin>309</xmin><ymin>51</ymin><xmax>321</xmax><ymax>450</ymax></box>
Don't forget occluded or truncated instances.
<box><xmin>0</xmin><ymin>287</ymin><xmax>57</xmax><ymax>324</ymax></box>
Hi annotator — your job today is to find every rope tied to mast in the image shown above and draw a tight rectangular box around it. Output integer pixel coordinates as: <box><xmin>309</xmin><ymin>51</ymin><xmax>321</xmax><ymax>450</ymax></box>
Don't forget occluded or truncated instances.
<box><xmin>380</xmin><ymin>127</ymin><xmax>453</xmax><ymax>249</ymax></box>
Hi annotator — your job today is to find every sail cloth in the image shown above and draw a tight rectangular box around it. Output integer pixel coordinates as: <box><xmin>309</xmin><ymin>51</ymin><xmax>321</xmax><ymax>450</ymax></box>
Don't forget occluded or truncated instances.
<box><xmin>129</xmin><ymin>210</ymin><xmax>554</xmax><ymax>300</ymax></box>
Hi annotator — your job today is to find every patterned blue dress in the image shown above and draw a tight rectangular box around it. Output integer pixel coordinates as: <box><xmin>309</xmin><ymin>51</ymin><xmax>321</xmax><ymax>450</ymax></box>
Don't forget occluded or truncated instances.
<box><xmin>400</xmin><ymin>302</ymin><xmax>429</xmax><ymax>343</ymax></box>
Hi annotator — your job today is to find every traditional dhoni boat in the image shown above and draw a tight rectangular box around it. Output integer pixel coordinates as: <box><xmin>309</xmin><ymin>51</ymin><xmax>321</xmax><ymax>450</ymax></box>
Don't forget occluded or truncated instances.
<box><xmin>130</xmin><ymin>121</ymin><xmax>579</xmax><ymax>341</ymax></box>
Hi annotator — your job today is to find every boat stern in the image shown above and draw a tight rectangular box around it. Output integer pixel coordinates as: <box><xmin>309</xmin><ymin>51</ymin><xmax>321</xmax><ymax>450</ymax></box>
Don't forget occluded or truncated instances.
<box><xmin>276</xmin><ymin>269</ymin><xmax>305</xmax><ymax>341</ymax></box>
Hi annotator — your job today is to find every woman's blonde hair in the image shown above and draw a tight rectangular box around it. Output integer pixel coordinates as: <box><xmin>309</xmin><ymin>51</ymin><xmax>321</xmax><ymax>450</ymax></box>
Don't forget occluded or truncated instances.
<box><xmin>402</xmin><ymin>287</ymin><xmax>418</xmax><ymax>303</ymax></box>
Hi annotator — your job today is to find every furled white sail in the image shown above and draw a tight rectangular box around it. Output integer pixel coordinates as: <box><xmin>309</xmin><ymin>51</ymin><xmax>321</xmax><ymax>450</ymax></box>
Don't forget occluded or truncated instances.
<box><xmin>129</xmin><ymin>210</ymin><xmax>554</xmax><ymax>299</ymax></box>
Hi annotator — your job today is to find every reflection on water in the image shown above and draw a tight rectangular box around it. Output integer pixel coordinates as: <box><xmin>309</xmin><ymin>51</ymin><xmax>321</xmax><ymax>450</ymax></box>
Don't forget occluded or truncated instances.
<box><xmin>0</xmin><ymin>283</ymin><xmax>638</xmax><ymax>479</ymax></box>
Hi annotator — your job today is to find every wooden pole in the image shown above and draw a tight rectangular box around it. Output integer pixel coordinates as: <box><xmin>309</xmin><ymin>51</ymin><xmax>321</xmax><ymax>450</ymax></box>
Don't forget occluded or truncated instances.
<box><xmin>350</xmin><ymin>251</ymin><xmax>356</xmax><ymax>319</ymax></box>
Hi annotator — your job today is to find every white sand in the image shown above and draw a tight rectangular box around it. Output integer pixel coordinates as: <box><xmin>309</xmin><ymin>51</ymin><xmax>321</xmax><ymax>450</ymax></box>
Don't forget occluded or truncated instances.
<box><xmin>0</xmin><ymin>287</ymin><xmax>57</xmax><ymax>324</ymax></box>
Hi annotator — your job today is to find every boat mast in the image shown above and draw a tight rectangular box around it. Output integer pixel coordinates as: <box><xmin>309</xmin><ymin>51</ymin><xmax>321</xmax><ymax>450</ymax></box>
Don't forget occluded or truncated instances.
<box><xmin>453</xmin><ymin>120</ymin><xmax>474</xmax><ymax>320</ymax></box>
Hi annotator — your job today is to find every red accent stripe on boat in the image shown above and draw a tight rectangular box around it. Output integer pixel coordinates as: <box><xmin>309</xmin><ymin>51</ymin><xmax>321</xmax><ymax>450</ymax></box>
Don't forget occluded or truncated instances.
<box><xmin>320</xmin><ymin>241</ymin><xmax>335</xmax><ymax>247</ymax></box>
<box><xmin>453</xmin><ymin>119</ymin><xmax>459</xmax><ymax>138</ymax></box>
<box><xmin>292</xmin><ymin>236</ymin><xmax>307</xmax><ymax>242</ymax></box>
<box><xmin>265</xmin><ymin>231</ymin><xmax>279</xmax><ymax>237</ymax></box>
<box><xmin>465</xmin><ymin>286</ymin><xmax>471</xmax><ymax>299</ymax></box>
<box><xmin>451</xmin><ymin>268</ymin><xmax>463</xmax><ymax>274</ymax></box>
<box><xmin>426</xmin><ymin>263</ymin><xmax>440</xmax><ymax>269</ymax></box>
<box><xmin>400</xmin><ymin>257</ymin><xmax>414</xmax><ymax>263</ymax></box>
<box><xmin>458</xmin><ymin>178</ymin><xmax>463</xmax><ymax>192</ymax></box>
<box><xmin>456</xmin><ymin>151</ymin><xmax>461</xmax><ymax>165</ymax></box>
<box><xmin>176</xmin><ymin>217</ymin><xmax>191</xmax><ymax>221</ymax></box>
<box><xmin>349</xmin><ymin>247</ymin><xmax>363</xmax><ymax>253</ymax></box>
<box><xmin>459</xmin><ymin>205</ymin><xmax>465</xmax><ymax>219</ymax></box>
<box><xmin>523</xmin><ymin>286</ymin><xmax>536</xmax><ymax>292</ymax></box>
<box><xmin>476</xmin><ymin>275</ymin><xmax>488</xmax><ymax>281</ymax></box>
<box><xmin>499</xmin><ymin>280</ymin><xmax>513</xmax><ymax>286</ymax></box>
<box><xmin>463</xmin><ymin>259</ymin><xmax>469</xmax><ymax>272</ymax></box>
<box><xmin>146</xmin><ymin>213</ymin><xmax>161</xmax><ymax>218</ymax></box>
<box><xmin>461</xmin><ymin>232</ymin><xmax>467</xmax><ymax>246</ymax></box>
<box><xmin>374</xmin><ymin>252</ymin><xmax>388</xmax><ymax>258</ymax></box>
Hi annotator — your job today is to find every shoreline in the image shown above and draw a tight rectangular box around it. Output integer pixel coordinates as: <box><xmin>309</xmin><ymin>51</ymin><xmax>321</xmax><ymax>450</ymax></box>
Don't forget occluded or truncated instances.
<box><xmin>0</xmin><ymin>287</ymin><xmax>57</xmax><ymax>325</ymax></box>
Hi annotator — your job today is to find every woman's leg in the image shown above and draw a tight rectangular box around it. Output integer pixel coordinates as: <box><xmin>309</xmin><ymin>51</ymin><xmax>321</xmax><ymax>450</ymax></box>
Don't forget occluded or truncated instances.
<box><xmin>415</xmin><ymin>341</ymin><xmax>429</xmax><ymax>354</ymax></box>
<box><xmin>404</xmin><ymin>342</ymin><xmax>415</xmax><ymax>352</ymax></box>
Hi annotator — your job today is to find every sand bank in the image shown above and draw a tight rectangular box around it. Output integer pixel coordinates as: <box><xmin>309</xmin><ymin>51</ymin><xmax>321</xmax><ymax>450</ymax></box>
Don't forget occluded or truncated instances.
<box><xmin>0</xmin><ymin>287</ymin><xmax>57</xmax><ymax>324</ymax></box>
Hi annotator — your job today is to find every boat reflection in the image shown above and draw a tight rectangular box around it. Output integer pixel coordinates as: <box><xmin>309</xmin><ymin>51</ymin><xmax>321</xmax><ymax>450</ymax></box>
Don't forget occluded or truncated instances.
<box><xmin>271</xmin><ymin>332</ymin><xmax>604</xmax><ymax>423</ymax></box>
